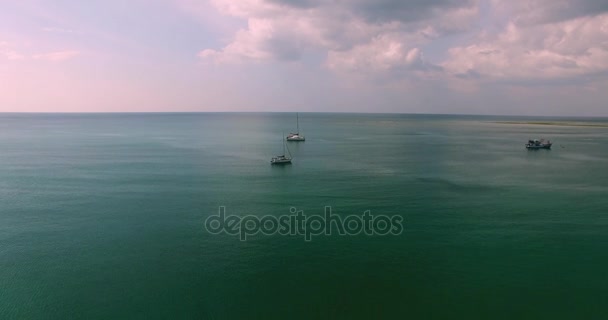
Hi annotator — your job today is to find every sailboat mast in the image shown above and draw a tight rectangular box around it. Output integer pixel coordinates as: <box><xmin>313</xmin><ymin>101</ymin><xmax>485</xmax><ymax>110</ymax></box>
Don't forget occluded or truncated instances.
<box><xmin>282</xmin><ymin>134</ymin><xmax>285</xmax><ymax>155</ymax></box>
<box><xmin>285</xmin><ymin>139</ymin><xmax>291</xmax><ymax>157</ymax></box>
<box><xmin>296</xmin><ymin>113</ymin><xmax>299</xmax><ymax>133</ymax></box>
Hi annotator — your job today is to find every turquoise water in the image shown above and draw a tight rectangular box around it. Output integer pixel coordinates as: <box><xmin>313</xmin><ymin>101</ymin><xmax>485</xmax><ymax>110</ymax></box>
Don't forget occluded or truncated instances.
<box><xmin>1</xmin><ymin>113</ymin><xmax>607</xmax><ymax>319</ymax></box>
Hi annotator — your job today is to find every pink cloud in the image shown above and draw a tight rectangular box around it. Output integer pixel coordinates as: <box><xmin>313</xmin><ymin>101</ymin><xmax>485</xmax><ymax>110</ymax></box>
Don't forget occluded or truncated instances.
<box><xmin>326</xmin><ymin>36</ymin><xmax>428</xmax><ymax>72</ymax></box>
<box><xmin>444</xmin><ymin>13</ymin><xmax>608</xmax><ymax>79</ymax></box>
<box><xmin>1</xmin><ymin>37</ymin><xmax>80</xmax><ymax>62</ymax></box>
<box><xmin>1</xmin><ymin>41</ymin><xmax>25</xmax><ymax>60</ymax></box>
<box><xmin>33</xmin><ymin>50</ymin><xmax>80</xmax><ymax>61</ymax></box>
<box><xmin>3</xmin><ymin>50</ymin><xmax>26</xmax><ymax>60</ymax></box>
<box><xmin>197</xmin><ymin>0</ymin><xmax>478</xmax><ymax>72</ymax></box>
<box><xmin>42</xmin><ymin>27</ymin><xmax>83</xmax><ymax>35</ymax></box>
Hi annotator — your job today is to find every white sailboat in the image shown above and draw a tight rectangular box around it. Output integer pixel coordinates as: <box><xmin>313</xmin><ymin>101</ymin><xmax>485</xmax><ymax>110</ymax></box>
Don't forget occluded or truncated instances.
<box><xmin>286</xmin><ymin>113</ymin><xmax>305</xmax><ymax>141</ymax></box>
<box><xmin>271</xmin><ymin>134</ymin><xmax>292</xmax><ymax>164</ymax></box>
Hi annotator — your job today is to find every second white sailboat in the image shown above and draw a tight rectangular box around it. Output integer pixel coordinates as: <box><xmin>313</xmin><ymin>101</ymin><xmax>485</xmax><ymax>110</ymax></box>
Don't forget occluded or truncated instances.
<box><xmin>286</xmin><ymin>113</ymin><xmax>305</xmax><ymax>141</ymax></box>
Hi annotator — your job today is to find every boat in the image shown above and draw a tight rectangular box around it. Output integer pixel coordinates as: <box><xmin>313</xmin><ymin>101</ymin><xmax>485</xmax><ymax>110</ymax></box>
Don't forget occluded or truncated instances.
<box><xmin>526</xmin><ymin>139</ymin><xmax>552</xmax><ymax>149</ymax></box>
<box><xmin>286</xmin><ymin>113</ymin><xmax>305</xmax><ymax>141</ymax></box>
<box><xmin>270</xmin><ymin>154</ymin><xmax>291</xmax><ymax>164</ymax></box>
<box><xmin>271</xmin><ymin>135</ymin><xmax>292</xmax><ymax>164</ymax></box>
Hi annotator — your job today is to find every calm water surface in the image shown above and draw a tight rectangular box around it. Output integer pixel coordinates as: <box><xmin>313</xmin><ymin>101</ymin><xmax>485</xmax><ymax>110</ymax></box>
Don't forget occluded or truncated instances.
<box><xmin>1</xmin><ymin>113</ymin><xmax>607</xmax><ymax>319</ymax></box>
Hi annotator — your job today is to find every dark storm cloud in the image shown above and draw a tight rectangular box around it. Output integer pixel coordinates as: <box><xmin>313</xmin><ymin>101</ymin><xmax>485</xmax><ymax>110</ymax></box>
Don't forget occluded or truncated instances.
<box><xmin>514</xmin><ymin>0</ymin><xmax>608</xmax><ymax>25</ymax></box>
<box><xmin>265</xmin><ymin>0</ymin><xmax>476</xmax><ymax>24</ymax></box>
<box><xmin>266</xmin><ymin>0</ymin><xmax>320</xmax><ymax>9</ymax></box>
<box><xmin>554</xmin><ymin>0</ymin><xmax>608</xmax><ymax>19</ymax></box>
<box><xmin>348</xmin><ymin>0</ymin><xmax>476</xmax><ymax>23</ymax></box>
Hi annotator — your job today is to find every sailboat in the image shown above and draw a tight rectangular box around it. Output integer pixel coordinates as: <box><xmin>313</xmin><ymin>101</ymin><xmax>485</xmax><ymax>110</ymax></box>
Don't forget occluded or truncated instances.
<box><xmin>271</xmin><ymin>134</ymin><xmax>292</xmax><ymax>165</ymax></box>
<box><xmin>286</xmin><ymin>113</ymin><xmax>305</xmax><ymax>141</ymax></box>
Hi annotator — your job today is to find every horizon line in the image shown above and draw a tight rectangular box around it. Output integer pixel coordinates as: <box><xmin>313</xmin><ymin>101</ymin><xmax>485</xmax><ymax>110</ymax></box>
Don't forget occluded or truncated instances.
<box><xmin>1</xmin><ymin>111</ymin><xmax>608</xmax><ymax>118</ymax></box>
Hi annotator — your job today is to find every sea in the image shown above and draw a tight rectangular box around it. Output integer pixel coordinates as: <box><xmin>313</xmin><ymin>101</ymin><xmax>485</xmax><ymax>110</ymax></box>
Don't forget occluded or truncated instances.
<box><xmin>1</xmin><ymin>113</ymin><xmax>607</xmax><ymax>319</ymax></box>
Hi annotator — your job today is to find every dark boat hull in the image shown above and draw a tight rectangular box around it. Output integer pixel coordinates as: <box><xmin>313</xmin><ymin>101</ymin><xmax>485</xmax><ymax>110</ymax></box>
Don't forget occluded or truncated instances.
<box><xmin>526</xmin><ymin>144</ymin><xmax>552</xmax><ymax>149</ymax></box>
<box><xmin>271</xmin><ymin>160</ymin><xmax>292</xmax><ymax>165</ymax></box>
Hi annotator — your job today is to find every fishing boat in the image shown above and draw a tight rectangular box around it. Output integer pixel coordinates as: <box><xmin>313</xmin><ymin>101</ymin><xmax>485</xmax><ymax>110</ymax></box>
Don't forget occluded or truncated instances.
<box><xmin>525</xmin><ymin>139</ymin><xmax>552</xmax><ymax>149</ymax></box>
<box><xmin>286</xmin><ymin>113</ymin><xmax>305</xmax><ymax>141</ymax></box>
<box><xmin>271</xmin><ymin>135</ymin><xmax>292</xmax><ymax>164</ymax></box>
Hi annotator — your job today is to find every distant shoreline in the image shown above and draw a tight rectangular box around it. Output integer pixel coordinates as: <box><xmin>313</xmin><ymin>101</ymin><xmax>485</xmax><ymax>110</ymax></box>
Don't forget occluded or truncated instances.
<box><xmin>493</xmin><ymin>121</ymin><xmax>608</xmax><ymax>128</ymax></box>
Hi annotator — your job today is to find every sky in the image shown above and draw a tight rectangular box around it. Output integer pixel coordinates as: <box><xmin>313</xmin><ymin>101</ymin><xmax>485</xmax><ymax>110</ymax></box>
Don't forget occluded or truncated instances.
<box><xmin>1</xmin><ymin>0</ymin><xmax>607</xmax><ymax>116</ymax></box>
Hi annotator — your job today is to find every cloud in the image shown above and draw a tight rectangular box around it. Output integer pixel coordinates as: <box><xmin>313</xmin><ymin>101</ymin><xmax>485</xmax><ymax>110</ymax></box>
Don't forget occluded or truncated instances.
<box><xmin>1</xmin><ymin>41</ymin><xmax>25</xmax><ymax>60</ymax></box>
<box><xmin>326</xmin><ymin>36</ymin><xmax>439</xmax><ymax>74</ymax></box>
<box><xmin>444</xmin><ymin>5</ymin><xmax>608</xmax><ymax>81</ymax></box>
<box><xmin>42</xmin><ymin>27</ymin><xmax>83</xmax><ymax>35</ymax></box>
<box><xmin>33</xmin><ymin>50</ymin><xmax>80</xmax><ymax>61</ymax></box>
<box><xmin>195</xmin><ymin>0</ymin><xmax>608</xmax><ymax>92</ymax></box>
<box><xmin>198</xmin><ymin>0</ymin><xmax>478</xmax><ymax>71</ymax></box>
<box><xmin>198</xmin><ymin>18</ymin><xmax>298</xmax><ymax>63</ymax></box>
<box><xmin>349</xmin><ymin>0</ymin><xmax>476</xmax><ymax>25</ymax></box>
<box><xmin>493</xmin><ymin>0</ymin><xmax>608</xmax><ymax>25</ymax></box>
<box><xmin>1</xmin><ymin>50</ymin><xmax>25</xmax><ymax>60</ymax></box>
<box><xmin>1</xmin><ymin>38</ymin><xmax>80</xmax><ymax>62</ymax></box>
